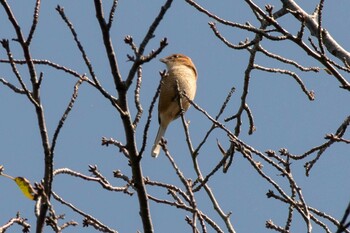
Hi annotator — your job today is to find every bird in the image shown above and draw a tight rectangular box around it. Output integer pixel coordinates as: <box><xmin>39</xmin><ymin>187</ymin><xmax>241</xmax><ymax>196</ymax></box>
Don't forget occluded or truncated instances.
<box><xmin>152</xmin><ymin>54</ymin><xmax>198</xmax><ymax>158</ymax></box>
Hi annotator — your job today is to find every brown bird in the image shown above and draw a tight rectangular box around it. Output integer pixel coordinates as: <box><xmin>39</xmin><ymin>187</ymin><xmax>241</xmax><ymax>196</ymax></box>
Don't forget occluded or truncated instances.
<box><xmin>152</xmin><ymin>54</ymin><xmax>198</xmax><ymax>157</ymax></box>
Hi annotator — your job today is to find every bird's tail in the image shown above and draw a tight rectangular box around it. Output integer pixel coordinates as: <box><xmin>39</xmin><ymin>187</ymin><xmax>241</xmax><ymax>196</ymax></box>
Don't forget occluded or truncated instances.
<box><xmin>151</xmin><ymin>125</ymin><xmax>167</xmax><ymax>158</ymax></box>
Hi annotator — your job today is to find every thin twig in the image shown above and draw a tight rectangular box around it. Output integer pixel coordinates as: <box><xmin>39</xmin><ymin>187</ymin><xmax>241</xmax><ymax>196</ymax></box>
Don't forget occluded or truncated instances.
<box><xmin>57</xmin><ymin>5</ymin><xmax>122</xmax><ymax>113</ymax></box>
<box><xmin>208</xmin><ymin>22</ymin><xmax>256</xmax><ymax>50</ymax></box>
<box><xmin>186</xmin><ymin>94</ymin><xmax>316</xmax><ymax>230</ymax></box>
<box><xmin>192</xmin><ymin>149</ymin><xmax>227</xmax><ymax>192</ymax></box>
<box><xmin>0</xmin><ymin>213</ymin><xmax>31</xmax><ymax>233</ymax></box>
<box><xmin>107</xmin><ymin>0</ymin><xmax>118</xmax><ymax>29</ymax></box>
<box><xmin>27</xmin><ymin>0</ymin><xmax>41</xmax><ymax>45</ymax></box>
<box><xmin>133</xmin><ymin>66</ymin><xmax>143</xmax><ymax>127</ymax></box>
<box><xmin>101</xmin><ymin>137</ymin><xmax>129</xmax><ymax>158</ymax></box>
<box><xmin>139</xmin><ymin>78</ymin><xmax>161</xmax><ymax>158</ymax></box>
<box><xmin>287</xmin><ymin>115</ymin><xmax>350</xmax><ymax>175</ymax></box>
<box><xmin>316</xmin><ymin>0</ymin><xmax>325</xmax><ymax>55</ymax></box>
<box><xmin>93</xmin><ymin>0</ymin><xmax>123</xmax><ymax>92</ymax></box>
<box><xmin>51</xmin><ymin>77</ymin><xmax>85</xmax><ymax>155</ymax></box>
<box><xmin>244</xmin><ymin>103</ymin><xmax>256</xmax><ymax>135</ymax></box>
<box><xmin>257</xmin><ymin>44</ymin><xmax>320</xmax><ymax>72</ymax></box>
<box><xmin>52</xmin><ymin>191</ymin><xmax>118</xmax><ymax>233</ymax></box>
<box><xmin>336</xmin><ymin>202</ymin><xmax>350</xmax><ymax>233</ymax></box>
<box><xmin>253</xmin><ymin>64</ymin><xmax>315</xmax><ymax>100</ymax></box>
<box><xmin>0</xmin><ymin>39</ymin><xmax>39</xmax><ymax>107</ymax></box>
<box><xmin>0</xmin><ymin>77</ymin><xmax>26</xmax><ymax>94</ymax></box>
<box><xmin>179</xmin><ymin>97</ymin><xmax>236</xmax><ymax>233</ymax></box>
<box><xmin>194</xmin><ymin>85</ymin><xmax>235</xmax><ymax>156</ymax></box>
<box><xmin>185</xmin><ymin>0</ymin><xmax>288</xmax><ymax>41</ymax></box>
<box><xmin>148</xmin><ymin>193</ymin><xmax>224</xmax><ymax>233</ymax></box>
<box><xmin>145</xmin><ymin>177</ymin><xmax>191</xmax><ymax>203</ymax></box>
<box><xmin>1</xmin><ymin>2</ymin><xmax>53</xmax><ymax>231</ymax></box>
<box><xmin>0</xmin><ymin>58</ymin><xmax>94</xmax><ymax>82</ymax></box>
<box><xmin>54</xmin><ymin>167</ymin><xmax>132</xmax><ymax>195</ymax></box>
<box><xmin>125</xmin><ymin>0</ymin><xmax>173</xmax><ymax>88</ymax></box>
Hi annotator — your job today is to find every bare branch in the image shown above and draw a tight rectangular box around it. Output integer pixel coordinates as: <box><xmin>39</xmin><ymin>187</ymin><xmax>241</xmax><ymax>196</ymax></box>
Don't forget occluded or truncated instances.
<box><xmin>253</xmin><ymin>64</ymin><xmax>315</xmax><ymax>100</ymax></box>
<box><xmin>93</xmin><ymin>0</ymin><xmax>123</xmax><ymax>94</ymax></box>
<box><xmin>266</xmin><ymin>220</ymin><xmax>289</xmax><ymax>233</ymax></box>
<box><xmin>54</xmin><ymin>167</ymin><xmax>132</xmax><ymax>195</ymax></box>
<box><xmin>336</xmin><ymin>202</ymin><xmax>350</xmax><ymax>233</ymax></box>
<box><xmin>101</xmin><ymin>137</ymin><xmax>129</xmax><ymax>158</ymax></box>
<box><xmin>0</xmin><ymin>0</ymin><xmax>39</xmax><ymax>91</ymax></box>
<box><xmin>145</xmin><ymin>178</ymin><xmax>191</xmax><ymax>204</ymax></box>
<box><xmin>194</xmin><ymin>85</ymin><xmax>235</xmax><ymax>156</ymax></box>
<box><xmin>0</xmin><ymin>39</ymin><xmax>39</xmax><ymax>107</ymax></box>
<box><xmin>133</xmin><ymin>66</ymin><xmax>143</xmax><ymax>127</ymax></box>
<box><xmin>179</xmin><ymin>96</ymin><xmax>236</xmax><ymax>233</ymax></box>
<box><xmin>107</xmin><ymin>0</ymin><xmax>118</xmax><ymax>29</ymax></box>
<box><xmin>186</xmin><ymin>96</ymin><xmax>316</xmax><ymax>230</ymax></box>
<box><xmin>281</xmin><ymin>0</ymin><xmax>350</xmax><ymax>65</ymax></box>
<box><xmin>0</xmin><ymin>77</ymin><xmax>26</xmax><ymax>94</ymax></box>
<box><xmin>124</xmin><ymin>35</ymin><xmax>139</xmax><ymax>57</ymax></box>
<box><xmin>185</xmin><ymin>0</ymin><xmax>287</xmax><ymax>40</ymax></box>
<box><xmin>192</xmin><ymin>142</ymin><xmax>228</xmax><ymax>192</ymax></box>
<box><xmin>244</xmin><ymin>0</ymin><xmax>350</xmax><ymax>90</ymax></box>
<box><xmin>286</xmin><ymin>115</ymin><xmax>350</xmax><ymax>175</ymax></box>
<box><xmin>56</xmin><ymin>5</ymin><xmax>121</xmax><ymax>113</ymax></box>
<box><xmin>27</xmin><ymin>0</ymin><xmax>40</xmax><ymax>45</ymax></box>
<box><xmin>148</xmin><ymin>193</ymin><xmax>224</xmax><ymax>233</ymax></box>
<box><xmin>268</xmin><ymin>190</ymin><xmax>350</xmax><ymax>233</ymax></box>
<box><xmin>244</xmin><ymin>103</ymin><xmax>256</xmax><ymax>135</ymax></box>
<box><xmin>51</xmin><ymin>77</ymin><xmax>85</xmax><ymax>155</ymax></box>
<box><xmin>177</xmin><ymin>81</ymin><xmax>195</xmax><ymax>156</ymax></box>
<box><xmin>52</xmin><ymin>191</ymin><xmax>118</xmax><ymax>233</ymax></box>
<box><xmin>0</xmin><ymin>3</ymin><xmax>53</xmax><ymax>231</ymax></box>
<box><xmin>316</xmin><ymin>0</ymin><xmax>325</xmax><ymax>55</ymax></box>
<box><xmin>257</xmin><ymin>44</ymin><xmax>320</xmax><ymax>72</ymax></box>
<box><xmin>0</xmin><ymin>59</ymin><xmax>73</xmax><ymax>77</ymax></box>
<box><xmin>0</xmin><ymin>213</ymin><xmax>31</xmax><ymax>233</ymax></box>
<box><xmin>1</xmin><ymin>1</ymin><xmax>348</xmax><ymax>233</ymax></box>
<box><xmin>209</xmin><ymin>22</ymin><xmax>256</xmax><ymax>50</ymax></box>
<box><xmin>125</xmin><ymin>0</ymin><xmax>173</xmax><ymax>89</ymax></box>
<box><xmin>139</xmin><ymin>77</ymin><xmax>161</xmax><ymax>158</ymax></box>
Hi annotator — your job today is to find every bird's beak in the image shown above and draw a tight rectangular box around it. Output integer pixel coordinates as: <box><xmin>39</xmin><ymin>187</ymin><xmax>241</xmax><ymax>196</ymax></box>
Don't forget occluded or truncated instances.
<box><xmin>159</xmin><ymin>57</ymin><xmax>167</xmax><ymax>63</ymax></box>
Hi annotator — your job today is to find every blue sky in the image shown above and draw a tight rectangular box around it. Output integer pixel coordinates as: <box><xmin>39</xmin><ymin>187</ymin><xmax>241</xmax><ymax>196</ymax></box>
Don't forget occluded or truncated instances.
<box><xmin>0</xmin><ymin>1</ymin><xmax>349</xmax><ymax>232</ymax></box>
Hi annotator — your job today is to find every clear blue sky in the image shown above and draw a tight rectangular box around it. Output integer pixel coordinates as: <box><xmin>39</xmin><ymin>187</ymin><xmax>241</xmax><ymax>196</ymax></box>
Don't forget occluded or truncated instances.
<box><xmin>0</xmin><ymin>1</ymin><xmax>349</xmax><ymax>232</ymax></box>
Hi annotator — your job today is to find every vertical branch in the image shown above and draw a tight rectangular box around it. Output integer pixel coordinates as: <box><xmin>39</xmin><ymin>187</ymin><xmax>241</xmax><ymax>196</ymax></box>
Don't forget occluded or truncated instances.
<box><xmin>133</xmin><ymin>66</ymin><xmax>143</xmax><ymax>127</ymax></box>
<box><xmin>316</xmin><ymin>0</ymin><xmax>325</xmax><ymax>55</ymax></box>
<box><xmin>194</xmin><ymin>85</ymin><xmax>235</xmax><ymax>156</ymax></box>
<box><xmin>181</xmin><ymin>105</ymin><xmax>236</xmax><ymax>233</ymax></box>
<box><xmin>92</xmin><ymin>1</ymin><xmax>176</xmax><ymax>232</ymax></box>
<box><xmin>27</xmin><ymin>0</ymin><xmax>40</xmax><ymax>45</ymax></box>
<box><xmin>51</xmin><ymin>78</ymin><xmax>85</xmax><ymax>155</ymax></box>
<box><xmin>93</xmin><ymin>0</ymin><xmax>123</xmax><ymax>93</ymax></box>
<box><xmin>0</xmin><ymin>40</ymin><xmax>38</xmax><ymax>106</ymax></box>
<box><xmin>0</xmin><ymin>0</ymin><xmax>38</xmax><ymax>95</ymax></box>
<box><xmin>107</xmin><ymin>0</ymin><xmax>118</xmax><ymax>29</ymax></box>
<box><xmin>125</xmin><ymin>0</ymin><xmax>174</xmax><ymax>88</ymax></box>
<box><xmin>139</xmin><ymin>78</ymin><xmax>162</xmax><ymax>158</ymax></box>
<box><xmin>336</xmin><ymin>202</ymin><xmax>350</xmax><ymax>233</ymax></box>
<box><xmin>0</xmin><ymin>1</ymin><xmax>53</xmax><ymax>232</ymax></box>
<box><xmin>56</xmin><ymin>5</ymin><xmax>123</xmax><ymax>113</ymax></box>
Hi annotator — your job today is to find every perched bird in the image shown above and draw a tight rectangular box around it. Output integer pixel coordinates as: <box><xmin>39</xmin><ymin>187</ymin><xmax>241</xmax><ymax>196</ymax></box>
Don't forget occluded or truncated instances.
<box><xmin>152</xmin><ymin>54</ymin><xmax>198</xmax><ymax>157</ymax></box>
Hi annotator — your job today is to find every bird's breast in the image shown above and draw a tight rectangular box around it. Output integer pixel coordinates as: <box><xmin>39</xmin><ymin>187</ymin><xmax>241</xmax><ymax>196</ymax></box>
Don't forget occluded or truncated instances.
<box><xmin>169</xmin><ymin>65</ymin><xmax>197</xmax><ymax>100</ymax></box>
